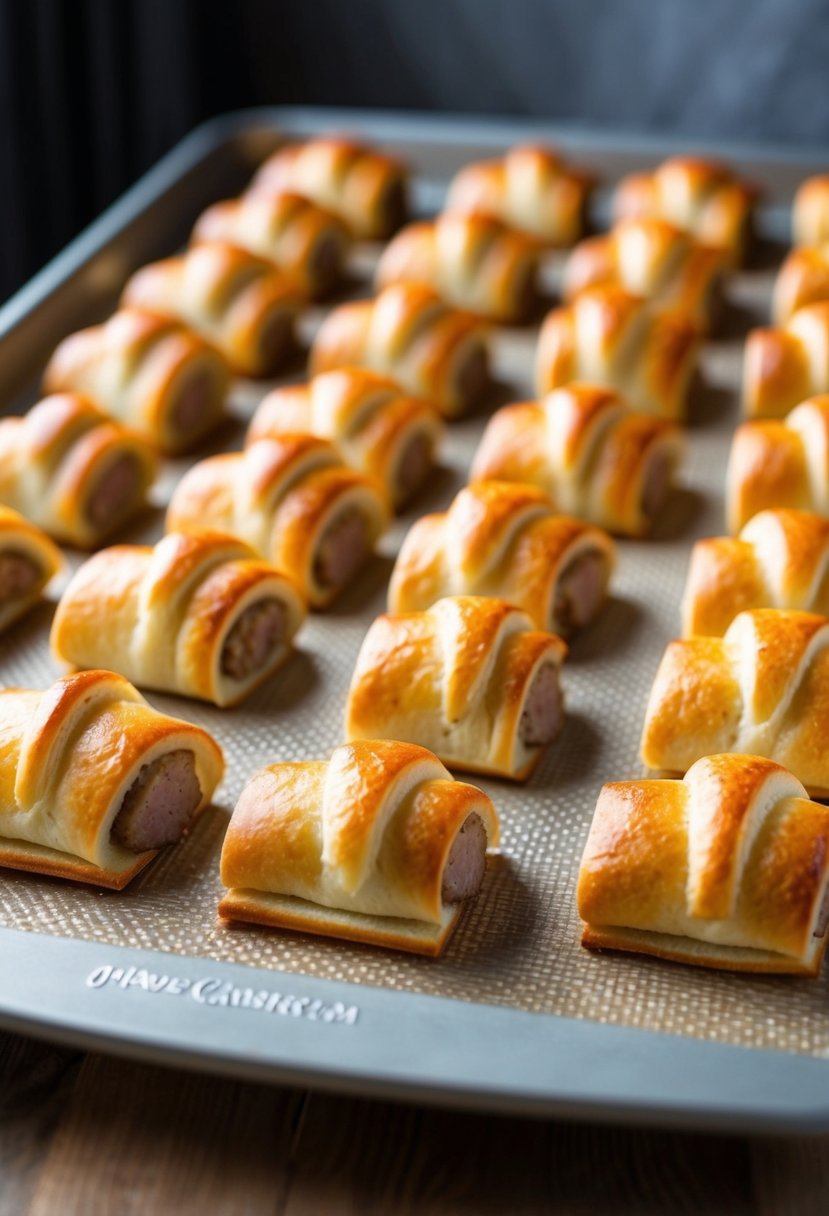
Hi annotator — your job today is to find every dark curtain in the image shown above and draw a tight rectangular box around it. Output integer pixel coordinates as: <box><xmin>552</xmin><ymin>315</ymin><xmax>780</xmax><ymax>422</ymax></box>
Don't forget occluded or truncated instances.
<box><xmin>2</xmin><ymin>0</ymin><xmax>829</xmax><ymax>302</ymax></box>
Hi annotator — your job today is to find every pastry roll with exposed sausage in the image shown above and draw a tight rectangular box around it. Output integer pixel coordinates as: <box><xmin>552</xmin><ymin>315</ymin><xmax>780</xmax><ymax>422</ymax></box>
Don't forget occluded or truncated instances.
<box><xmin>0</xmin><ymin>394</ymin><xmax>157</xmax><ymax>548</ymax></box>
<box><xmin>121</xmin><ymin>243</ymin><xmax>301</xmax><ymax>378</ymax></box>
<box><xmin>43</xmin><ymin>309</ymin><xmax>229</xmax><ymax>454</ymax></box>
<box><xmin>388</xmin><ymin>481</ymin><xmax>615</xmax><ymax>637</ymax></box>
<box><xmin>166</xmin><ymin>435</ymin><xmax>388</xmax><ymax>609</ymax></box>
<box><xmin>470</xmin><ymin>383</ymin><xmax>683</xmax><ymax>538</ymax></box>
<box><xmin>248</xmin><ymin>136</ymin><xmax>408</xmax><ymax>240</ymax></box>
<box><xmin>247</xmin><ymin>368</ymin><xmax>442</xmax><ymax>510</ymax></box>
<box><xmin>613</xmin><ymin>156</ymin><xmax>756</xmax><ymax>267</ymax></box>
<box><xmin>681</xmin><ymin>509</ymin><xmax>829</xmax><ymax>637</ymax></box>
<box><xmin>578</xmin><ymin>754</ymin><xmax>829</xmax><ymax>976</ymax></box>
<box><xmin>309</xmin><ymin>283</ymin><xmax>491</xmax><ymax>419</ymax></box>
<box><xmin>535</xmin><ymin>286</ymin><xmax>700</xmax><ymax>421</ymax></box>
<box><xmin>191</xmin><ymin>192</ymin><xmax>350</xmax><ymax>300</ymax></box>
<box><xmin>346</xmin><ymin>596</ymin><xmax>567</xmax><ymax>781</ymax></box>
<box><xmin>744</xmin><ymin>303</ymin><xmax>829</xmax><ymax>418</ymax></box>
<box><xmin>726</xmin><ymin>397</ymin><xmax>829</xmax><ymax>533</ymax></box>
<box><xmin>0</xmin><ymin>670</ymin><xmax>224</xmax><ymax>889</ymax></box>
<box><xmin>375</xmin><ymin>212</ymin><xmax>541</xmax><ymax>323</ymax></box>
<box><xmin>51</xmin><ymin>532</ymin><xmax>305</xmax><ymax>707</ymax></box>
<box><xmin>772</xmin><ymin>244</ymin><xmax>829</xmax><ymax>323</ymax></box>
<box><xmin>793</xmin><ymin>175</ymin><xmax>829</xmax><ymax>247</ymax></box>
<box><xmin>640</xmin><ymin>608</ymin><xmax>829</xmax><ymax>796</ymax></box>
<box><xmin>219</xmin><ymin>739</ymin><xmax>499</xmax><ymax>956</ymax></box>
<box><xmin>0</xmin><ymin>507</ymin><xmax>61</xmax><ymax>633</ymax></box>
<box><xmin>563</xmin><ymin>218</ymin><xmax>726</xmax><ymax>330</ymax></box>
<box><xmin>445</xmin><ymin>144</ymin><xmax>593</xmax><ymax>247</ymax></box>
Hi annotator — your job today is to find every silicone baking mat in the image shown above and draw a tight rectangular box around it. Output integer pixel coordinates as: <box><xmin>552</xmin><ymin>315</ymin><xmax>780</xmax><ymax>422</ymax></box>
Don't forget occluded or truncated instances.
<box><xmin>0</xmin><ymin>109</ymin><xmax>827</xmax><ymax>1072</ymax></box>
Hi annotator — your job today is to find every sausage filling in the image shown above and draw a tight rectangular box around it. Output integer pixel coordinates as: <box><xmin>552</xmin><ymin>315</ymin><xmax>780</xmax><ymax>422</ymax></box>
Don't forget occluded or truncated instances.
<box><xmin>454</xmin><ymin>343</ymin><xmax>489</xmax><ymax>411</ymax></box>
<box><xmin>258</xmin><ymin>310</ymin><xmax>293</xmax><ymax>374</ymax></box>
<box><xmin>394</xmin><ymin>431</ymin><xmax>433</xmax><ymax>504</ymax></box>
<box><xmin>641</xmin><ymin>450</ymin><xmax>673</xmax><ymax>521</ymax></box>
<box><xmin>111</xmin><ymin>749</ymin><xmax>203</xmax><ymax>853</ymax></box>
<box><xmin>441</xmin><ymin>812</ymin><xmax>488</xmax><ymax>904</ymax></box>
<box><xmin>511</xmin><ymin>260</ymin><xmax>539</xmax><ymax>322</ymax></box>
<box><xmin>85</xmin><ymin>453</ymin><xmax>142</xmax><ymax>531</ymax></box>
<box><xmin>220</xmin><ymin>598</ymin><xmax>286</xmax><ymax>681</ymax></box>
<box><xmin>378</xmin><ymin>177</ymin><xmax>406</xmax><ymax>236</ymax></box>
<box><xmin>518</xmin><ymin>662</ymin><xmax>564</xmax><ymax>747</ymax></box>
<box><xmin>309</xmin><ymin>233</ymin><xmax>344</xmax><ymax>297</ymax></box>
<box><xmin>551</xmin><ymin>551</ymin><xmax>609</xmax><ymax>636</ymax></box>
<box><xmin>0</xmin><ymin>551</ymin><xmax>40</xmax><ymax>603</ymax></box>
<box><xmin>172</xmin><ymin>370</ymin><xmax>215</xmax><ymax>438</ymax></box>
<box><xmin>814</xmin><ymin>881</ymin><xmax>829</xmax><ymax>939</ymax></box>
<box><xmin>313</xmin><ymin>508</ymin><xmax>369</xmax><ymax>591</ymax></box>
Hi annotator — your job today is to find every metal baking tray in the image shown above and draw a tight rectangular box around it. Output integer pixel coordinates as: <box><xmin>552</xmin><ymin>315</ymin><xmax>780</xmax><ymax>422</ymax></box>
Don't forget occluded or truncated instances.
<box><xmin>1</xmin><ymin>106</ymin><xmax>828</xmax><ymax>1133</ymax></box>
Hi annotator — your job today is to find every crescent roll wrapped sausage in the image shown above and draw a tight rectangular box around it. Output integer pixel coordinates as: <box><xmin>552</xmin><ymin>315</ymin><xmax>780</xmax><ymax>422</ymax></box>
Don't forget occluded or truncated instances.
<box><xmin>191</xmin><ymin>192</ymin><xmax>350</xmax><ymax>300</ymax></box>
<box><xmin>388</xmin><ymin>481</ymin><xmax>615</xmax><ymax>637</ymax></box>
<box><xmin>445</xmin><ymin>143</ymin><xmax>592</xmax><ymax>247</ymax></box>
<box><xmin>535</xmin><ymin>286</ymin><xmax>700</xmax><ymax>421</ymax></box>
<box><xmin>772</xmin><ymin>244</ymin><xmax>829</xmax><ymax>324</ymax></box>
<box><xmin>43</xmin><ymin>309</ymin><xmax>229</xmax><ymax>454</ymax></box>
<box><xmin>166</xmin><ymin>435</ymin><xmax>388</xmax><ymax>609</ymax></box>
<box><xmin>726</xmin><ymin>396</ymin><xmax>829</xmax><ymax>533</ymax></box>
<box><xmin>681</xmin><ymin>509</ymin><xmax>829</xmax><ymax>637</ymax></box>
<box><xmin>248</xmin><ymin>136</ymin><xmax>408</xmax><ymax>240</ymax></box>
<box><xmin>0</xmin><ymin>394</ymin><xmax>157</xmax><ymax>548</ymax></box>
<box><xmin>470</xmin><ymin>384</ymin><xmax>683</xmax><ymax>538</ymax></box>
<box><xmin>578</xmin><ymin>754</ymin><xmax>829</xmax><ymax>976</ymax></box>
<box><xmin>743</xmin><ymin>303</ymin><xmax>829</xmax><ymax>419</ymax></box>
<box><xmin>247</xmin><ymin>368</ymin><xmax>442</xmax><ymax>511</ymax></box>
<box><xmin>346</xmin><ymin>596</ymin><xmax>568</xmax><ymax>781</ymax></box>
<box><xmin>793</xmin><ymin>175</ymin><xmax>829</xmax><ymax>247</ymax></box>
<box><xmin>563</xmin><ymin>218</ymin><xmax>726</xmax><ymax>330</ymax></box>
<box><xmin>51</xmin><ymin>532</ymin><xmax>305</xmax><ymax>707</ymax></box>
<box><xmin>309</xmin><ymin>283</ymin><xmax>492</xmax><ymax>419</ymax></box>
<box><xmin>0</xmin><ymin>507</ymin><xmax>61</xmax><ymax>633</ymax></box>
<box><xmin>613</xmin><ymin>156</ymin><xmax>756</xmax><ymax>267</ymax></box>
<box><xmin>640</xmin><ymin>608</ymin><xmax>829</xmax><ymax>796</ymax></box>
<box><xmin>121</xmin><ymin>243</ymin><xmax>301</xmax><ymax>378</ymax></box>
<box><xmin>219</xmin><ymin>739</ymin><xmax>499</xmax><ymax>956</ymax></box>
<box><xmin>0</xmin><ymin>670</ymin><xmax>224</xmax><ymax>889</ymax></box>
<box><xmin>375</xmin><ymin>212</ymin><xmax>541</xmax><ymax>323</ymax></box>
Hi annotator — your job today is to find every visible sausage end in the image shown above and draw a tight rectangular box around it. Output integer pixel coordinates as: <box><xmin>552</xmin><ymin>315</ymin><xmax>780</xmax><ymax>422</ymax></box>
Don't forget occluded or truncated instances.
<box><xmin>441</xmin><ymin>812</ymin><xmax>488</xmax><ymax>904</ymax></box>
<box><xmin>313</xmin><ymin>508</ymin><xmax>370</xmax><ymax>592</ymax></box>
<box><xmin>111</xmin><ymin>749</ymin><xmax>203</xmax><ymax>853</ymax></box>
<box><xmin>309</xmin><ymin>233</ymin><xmax>345</xmax><ymax>297</ymax></box>
<box><xmin>394</xmin><ymin>431</ymin><xmax>433</xmax><ymax>505</ymax></box>
<box><xmin>257</xmin><ymin>310</ymin><xmax>293</xmax><ymax>375</ymax></box>
<box><xmin>220</xmin><ymin>598</ymin><xmax>286</xmax><ymax>681</ymax></box>
<box><xmin>85</xmin><ymin>454</ymin><xmax>142</xmax><ymax>532</ymax></box>
<box><xmin>454</xmin><ymin>343</ymin><xmax>489</xmax><ymax>412</ymax></box>
<box><xmin>814</xmin><ymin>881</ymin><xmax>829</xmax><ymax>939</ymax></box>
<box><xmin>641</xmin><ymin>450</ymin><xmax>673</xmax><ymax>522</ymax></box>
<box><xmin>171</xmin><ymin>370</ymin><xmax>215</xmax><ymax>439</ymax></box>
<box><xmin>378</xmin><ymin>177</ymin><xmax>407</xmax><ymax>237</ymax></box>
<box><xmin>518</xmin><ymin>662</ymin><xmax>564</xmax><ymax>747</ymax></box>
<box><xmin>0</xmin><ymin>551</ymin><xmax>41</xmax><ymax>602</ymax></box>
<box><xmin>551</xmin><ymin>552</ymin><xmax>609</xmax><ymax>636</ymax></box>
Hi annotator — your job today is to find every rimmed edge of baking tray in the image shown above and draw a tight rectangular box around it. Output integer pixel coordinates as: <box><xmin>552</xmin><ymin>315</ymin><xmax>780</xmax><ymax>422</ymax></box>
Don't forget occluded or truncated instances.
<box><xmin>1</xmin><ymin>106</ymin><xmax>828</xmax><ymax>1132</ymax></box>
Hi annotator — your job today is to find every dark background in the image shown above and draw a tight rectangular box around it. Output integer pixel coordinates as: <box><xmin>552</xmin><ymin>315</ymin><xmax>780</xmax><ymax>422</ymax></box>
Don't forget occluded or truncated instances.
<box><xmin>2</xmin><ymin>0</ymin><xmax>829</xmax><ymax>302</ymax></box>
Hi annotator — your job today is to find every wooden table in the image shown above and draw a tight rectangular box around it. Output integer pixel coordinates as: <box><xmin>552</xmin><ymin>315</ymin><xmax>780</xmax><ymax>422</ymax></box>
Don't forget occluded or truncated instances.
<box><xmin>2</xmin><ymin>1031</ymin><xmax>828</xmax><ymax>1214</ymax></box>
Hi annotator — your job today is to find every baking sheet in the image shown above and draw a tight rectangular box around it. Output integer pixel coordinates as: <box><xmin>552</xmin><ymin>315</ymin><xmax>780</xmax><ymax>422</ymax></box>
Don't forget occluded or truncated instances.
<box><xmin>1</xmin><ymin>108</ymin><xmax>829</xmax><ymax>1125</ymax></box>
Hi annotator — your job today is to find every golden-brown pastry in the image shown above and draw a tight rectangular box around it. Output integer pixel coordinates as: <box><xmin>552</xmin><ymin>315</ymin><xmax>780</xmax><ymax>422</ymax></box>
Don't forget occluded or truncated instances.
<box><xmin>346</xmin><ymin>596</ymin><xmax>567</xmax><ymax>780</ymax></box>
<box><xmin>51</xmin><ymin>531</ymin><xmax>305</xmax><ymax>707</ymax></box>
<box><xmin>726</xmin><ymin>397</ymin><xmax>829</xmax><ymax>533</ymax></box>
<box><xmin>309</xmin><ymin>283</ymin><xmax>491</xmax><ymax>419</ymax></box>
<box><xmin>772</xmin><ymin>243</ymin><xmax>829</xmax><ymax>323</ymax></box>
<box><xmin>219</xmin><ymin>739</ymin><xmax>499</xmax><ymax>956</ymax></box>
<box><xmin>247</xmin><ymin>368</ymin><xmax>443</xmax><ymax>510</ymax></box>
<box><xmin>743</xmin><ymin>303</ymin><xmax>829</xmax><ymax>418</ymax></box>
<box><xmin>120</xmin><ymin>243</ymin><xmax>301</xmax><ymax>378</ymax></box>
<box><xmin>0</xmin><ymin>506</ymin><xmax>61</xmax><ymax>633</ymax></box>
<box><xmin>388</xmin><ymin>481</ymin><xmax>615</xmax><ymax>636</ymax></box>
<box><xmin>444</xmin><ymin>143</ymin><xmax>593</xmax><ymax>247</ymax></box>
<box><xmin>613</xmin><ymin>156</ymin><xmax>756</xmax><ymax>266</ymax></box>
<box><xmin>563</xmin><ymin>218</ymin><xmax>726</xmax><ymax>330</ymax></box>
<box><xmin>793</xmin><ymin>175</ymin><xmax>829</xmax><ymax>246</ymax></box>
<box><xmin>0</xmin><ymin>670</ymin><xmax>224</xmax><ymax>889</ymax></box>
<box><xmin>248</xmin><ymin>136</ymin><xmax>408</xmax><ymax>239</ymax></box>
<box><xmin>43</xmin><ymin>309</ymin><xmax>229</xmax><ymax>454</ymax></box>
<box><xmin>640</xmin><ymin>608</ymin><xmax>829</xmax><ymax>796</ymax></box>
<box><xmin>681</xmin><ymin>509</ymin><xmax>829</xmax><ymax>637</ymax></box>
<box><xmin>166</xmin><ymin>435</ymin><xmax>388</xmax><ymax>609</ymax></box>
<box><xmin>534</xmin><ymin>286</ymin><xmax>700</xmax><ymax>421</ymax></box>
<box><xmin>191</xmin><ymin>191</ymin><xmax>351</xmax><ymax>300</ymax></box>
<box><xmin>0</xmin><ymin>394</ymin><xmax>157</xmax><ymax>548</ymax></box>
<box><xmin>578</xmin><ymin>753</ymin><xmax>829</xmax><ymax>976</ymax></box>
<box><xmin>375</xmin><ymin>212</ymin><xmax>541</xmax><ymax>323</ymax></box>
<box><xmin>469</xmin><ymin>383</ymin><xmax>683</xmax><ymax>538</ymax></box>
